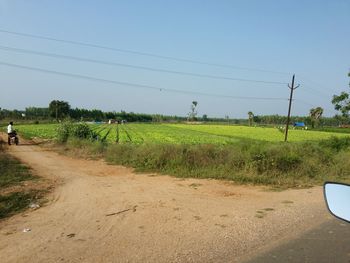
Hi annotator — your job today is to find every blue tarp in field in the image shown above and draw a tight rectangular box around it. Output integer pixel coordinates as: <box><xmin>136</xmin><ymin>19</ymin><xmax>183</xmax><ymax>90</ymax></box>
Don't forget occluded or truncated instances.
<box><xmin>294</xmin><ymin>122</ymin><xmax>305</xmax><ymax>127</ymax></box>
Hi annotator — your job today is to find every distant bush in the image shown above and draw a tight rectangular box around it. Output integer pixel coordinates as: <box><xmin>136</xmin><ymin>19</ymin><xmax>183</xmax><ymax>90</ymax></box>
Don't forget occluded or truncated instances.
<box><xmin>56</xmin><ymin>122</ymin><xmax>96</xmax><ymax>143</ymax></box>
<box><xmin>56</xmin><ymin>122</ymin><xmax>71</xmax><ymax>143</ymax></box>
<box><xmin>71</xmin><ymin>123</ymin><xmax>95</xmax><ymax>139</ymax></box>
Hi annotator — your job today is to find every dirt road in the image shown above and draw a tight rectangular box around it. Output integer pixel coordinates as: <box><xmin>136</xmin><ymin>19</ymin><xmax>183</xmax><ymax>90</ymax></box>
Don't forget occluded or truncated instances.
<box><xmin>0</xmin><ymin>141</ymin><xmax>332</xmax><ymax>262</ymax></box>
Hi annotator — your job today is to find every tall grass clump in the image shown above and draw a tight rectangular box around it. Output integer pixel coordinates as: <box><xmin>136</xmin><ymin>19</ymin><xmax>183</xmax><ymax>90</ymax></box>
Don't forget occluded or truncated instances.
<box><xmin>105</xmin><ymin>138</ymin><xmax>350</xmax><ymax>187</ymax></box>
<box><xmin>56</xmin><ymin>122</ymin><xmax>97</xmax><ymax>143</ymax></box>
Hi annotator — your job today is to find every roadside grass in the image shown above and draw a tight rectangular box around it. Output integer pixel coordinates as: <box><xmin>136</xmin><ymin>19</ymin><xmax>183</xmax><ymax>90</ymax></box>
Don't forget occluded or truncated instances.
<box><xmin>0</xmin><ymin>150</ymin><xmax>36</xmax><ymax>188</ymax></box>
<box><xmin>104</xmin><ymin>140</ymin><xmax>320</xmax><ymax>187</ymax></box>
<box><xmin>0</xmin><ymin>140</ymin><xmax>47</xmax><ymax>219</ymax></box>
<box><xmin>56</xmin><ymin>137</ymin><xmax>107</xmax><ymax>159</ymax></box>
<box><xmin>0</xmin><ymin>191</ymin><xmax>44</xmax><ymax>219</ymax></box>
<box><xmin>55</xmin><ymin>135</ymin><xmax>350</xmax><ymax>188</ymax></box>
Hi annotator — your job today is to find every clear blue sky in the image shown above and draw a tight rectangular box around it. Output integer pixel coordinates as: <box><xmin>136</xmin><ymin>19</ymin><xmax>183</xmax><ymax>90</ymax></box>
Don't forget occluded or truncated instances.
<box><xmin>0</xmin><ymin>0</ymin><xmax>349</xmax><ymax>118</ymax></box>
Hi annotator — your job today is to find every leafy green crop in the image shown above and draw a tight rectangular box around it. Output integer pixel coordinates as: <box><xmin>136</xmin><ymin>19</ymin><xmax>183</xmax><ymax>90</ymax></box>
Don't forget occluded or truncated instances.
<box><xmin>16</xmin><ymin>124</ymin><xmax>59</xmax><ymax>139</ymax></box>
<box><xmin>15</xmin><ymin>123</ymin><xmax>350</xmax><ymax>144</ymax></box>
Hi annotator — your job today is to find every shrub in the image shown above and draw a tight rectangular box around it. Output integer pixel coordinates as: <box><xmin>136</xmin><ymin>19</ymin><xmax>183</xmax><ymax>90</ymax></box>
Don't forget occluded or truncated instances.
<box><xmin>71</xmin><ymin>123</ymin><xmax>94</xmax><ymax>139</ymax></box>
<box><xmin>56</xmin><ymin>122</ymin><xmax>71</xmax><ymax>143</ymax></box>
<box><xmin>56</xmin><ymin>122</ymin><xmax>96</xmax><ymax>143</ymax></box>
<box><xmin>275</xmin><ymin>154</ymin><xmax>301</xmax><ymax>172</ymax></box>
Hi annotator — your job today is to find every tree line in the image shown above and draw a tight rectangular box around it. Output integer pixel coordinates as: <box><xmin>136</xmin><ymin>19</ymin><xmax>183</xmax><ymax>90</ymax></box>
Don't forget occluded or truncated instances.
<box><xmin>0</xmin><ymin>103</ymin><xmax>344</xmax><ymax>127</ymax></box>
<box><xmin>0</xmin><ymin>101</ymin><xmax>187</xmax><ymax>123</ymax></box>
<box><xmin>1</xmin><ymin>72</ymin><xmax>349</xmax><ymax>126</ymax></box>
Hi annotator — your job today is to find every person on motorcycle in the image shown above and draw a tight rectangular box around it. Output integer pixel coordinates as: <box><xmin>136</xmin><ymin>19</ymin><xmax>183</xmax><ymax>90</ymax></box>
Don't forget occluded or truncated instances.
<box><xmin>7</xmin><ymin>121</ymin><xmax>15</xmax><ymax>145</ymax></box>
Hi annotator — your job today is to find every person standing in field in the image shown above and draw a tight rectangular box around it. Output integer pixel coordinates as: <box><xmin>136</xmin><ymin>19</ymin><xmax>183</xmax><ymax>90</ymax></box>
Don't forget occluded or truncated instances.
<box><xmin>7</xmin><ymin>121</ymin><xmax>14</xmax><ymax>145</ymax></box>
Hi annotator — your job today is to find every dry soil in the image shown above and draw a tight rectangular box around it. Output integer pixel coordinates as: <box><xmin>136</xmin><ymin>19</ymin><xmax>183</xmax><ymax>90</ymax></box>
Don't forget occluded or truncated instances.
<box><xmin>0</xmin><ymin>139</ymin><xmax>332</xmax><ymax>262</ymax></box>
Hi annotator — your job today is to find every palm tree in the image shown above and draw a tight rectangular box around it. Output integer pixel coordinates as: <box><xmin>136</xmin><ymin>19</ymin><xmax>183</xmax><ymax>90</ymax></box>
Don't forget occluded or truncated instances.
<box><xmin>188</xmin><ymin>101</ymin><xmax>198</xmax><ymax>121</ymax></box>
<box><xmin>309</xmin><ymin>107</ymin><xmax>324</xmax><ymax>128</ymax></box>
<box><xmin>248</xmin><ymin>111</ymin><xmax>254</xmax><ymax>126</ymax></box>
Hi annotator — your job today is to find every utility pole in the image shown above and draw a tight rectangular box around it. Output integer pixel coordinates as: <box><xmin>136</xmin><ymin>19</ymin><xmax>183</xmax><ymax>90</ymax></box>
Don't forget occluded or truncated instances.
<box><xmin>284</xmin><ymin>74</ymin><xmax>300</xmax><ymax>142</ymax></box>
<box><xmin>56</xmin><ymin>101</ymin><xmax>58</xmax><ymax>122</ymax></box>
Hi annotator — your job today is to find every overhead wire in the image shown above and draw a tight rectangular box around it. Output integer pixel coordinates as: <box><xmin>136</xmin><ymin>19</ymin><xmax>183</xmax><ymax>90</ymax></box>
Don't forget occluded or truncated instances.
<box><xmin>0</xmin><ymin>29</ymin><xmax>290</xmax><ymax>75</ymax></box>
<box><xmin>2</xmin><ymin>30</ymin><xmax>336</xmax><ymax>113</ymax></box>
<box><xmin>294</xmin><ymin>98</ymin><xmax>335</xmax><ymax>114</ymax></box>
<box><xmin>0</xmin><ymin>45</ymin><xmax>288</xmax><ymax>85</ymax></box>
<box><xmin>0</xmin><ymin>61</ymin><xmax>289</xmax><ymax>101</ymax></box>
<box><xmin>0</xmin><ymin>29</ymin><xmax>338</xmax><ymax>103</ymax></box>
<box><xmin>296</xmin><ymin>84</ymin><xmax>333</xmax><ymax>103</ymax></box>
<box><xmin>298</xmin><ymin>73</ymin><xmax>340</xmax><ymax>95</ymax></box>
<box><xmin>0</xmin><ymin>30</ymin><xmax>341</xmax><ymax>118</ymax></box>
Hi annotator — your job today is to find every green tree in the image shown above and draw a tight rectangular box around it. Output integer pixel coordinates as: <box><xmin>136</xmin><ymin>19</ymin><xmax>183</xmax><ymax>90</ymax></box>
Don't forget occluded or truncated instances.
<box><xmin>202</xmin><ymin>114</ymin><xmax>208</xmax><ymax>122</ymax></box>
<box><xmin>253</xmin><ymin>115</ymin><xmax>261</xmax><ymax>124</ymax></box>
<box><xmin>49</xmin><ymin>100</ymin><xmax>71</xmax><ymax>121</ymax></box>
<box><xmin>309</xmin><ymin>107</ymin><xmax>324</xmax><ymax>128</ymax></box>
<box><xmin>25</xmin><ymin>107</ymin><xmax>50</xmax><ymax>119</ymax></box>
<box><xmin>332</xmin><ymin>72</ymin><xmax>350</xmax><ymax>123</ymax></box>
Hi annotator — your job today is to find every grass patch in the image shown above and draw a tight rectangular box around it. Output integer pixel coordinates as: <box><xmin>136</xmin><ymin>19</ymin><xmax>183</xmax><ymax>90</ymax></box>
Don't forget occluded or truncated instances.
<box><xmin>52</xmin><ymin>136</ymin><xmax>350</xmax><ymax>188</ymax></box>
<box><xmin>0</xmin><ymin>141</ymin><xmax>47</xmax><ymax>219</ymax></box>
<box><xmin>56</xmin><ymin>137</ymin><xmax>107</xmax><ymax>159</ymax></box>
<box><xmin>0</xmin><ymin>152</ymin><xmax>37</xmax><ymax>188</ymax></box>
<box><xmin>0</xmin><ymin>191</ymin><xmax>43</xmax><ymax>219</ymax></box>
<box><xmin>104</xmin><ymin>137</ymin><xmax>350</xmax><ymax>187</ymax></box>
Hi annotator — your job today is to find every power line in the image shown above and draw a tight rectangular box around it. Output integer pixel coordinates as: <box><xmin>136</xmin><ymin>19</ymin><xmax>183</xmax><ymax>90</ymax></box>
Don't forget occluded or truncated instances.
<box><xmin>298</xmin><ymin>82</ymin><xmax>333</xmax><ymax>98</ymax></box>
<box><xmin>294</xmin><ymin>99</ymin><xmax>335</xmax><ymax>113</ymax></box>
<box><xmin>283</xmin><ymin>74</ymin><xmax>334</xmax><ymax>102</ymax></box>
<box><xmin>0</xmin><ymin>45</ymin><xmax>288</xmax><ymax>85</ymax></box>
<box><xmin>297</xmin><ymin>85</ymin><xmax>333</xmax><ymax>103</ymax></box>
<box><xmin>0</xmin><ymin>61</ymin><xmax>288</xmax><ymax>101</ymax></box>
<box><xmin>295</xmin><ymin>99</ymin><xmax>317</xmax><ymax>108</ymax></box>
<box><xmin>298</xmin><ymin>85</ymin><xmax>329</xmax><ymax>97</ymax></box>
<box><xmin>298</xmin><ymin>73</ymin><xmax>339</xmax><ymax>95</ymax></box>
<box><xmin>296</xmin><ymin>74</ymin><xmax>346</xmax><ymax>106</ymax></box>
<box><xmin>0</xmin><ymin>28</ymin><xmax>290</xmax><ymax>75</ymax></box>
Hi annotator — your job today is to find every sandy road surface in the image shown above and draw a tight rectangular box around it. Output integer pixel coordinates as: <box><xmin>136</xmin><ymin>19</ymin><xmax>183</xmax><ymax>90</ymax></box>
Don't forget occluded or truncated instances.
<box><xmin>0</xmin><ymin>141</ymin><xmax>332</xmax><ymax>262</ymax></box>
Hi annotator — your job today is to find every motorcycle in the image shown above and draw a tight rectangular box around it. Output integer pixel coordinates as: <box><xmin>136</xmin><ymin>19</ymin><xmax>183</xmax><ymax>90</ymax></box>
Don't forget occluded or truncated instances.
<box><xmin>8</xmin><ymin>130</ymin><xmax>19</xmax><ymax>145</ymax></box>
<box><xmin>324</xmin><ymin>182</ymin><xmax>350</xmax><ymax>223</ymax></box>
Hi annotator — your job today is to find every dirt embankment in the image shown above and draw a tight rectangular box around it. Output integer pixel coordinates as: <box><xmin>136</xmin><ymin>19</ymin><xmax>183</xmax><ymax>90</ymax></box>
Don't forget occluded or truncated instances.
<box><xmin>0</xmin><ymin>139</ymin><xmax>331</xmax><ymax>262</ymax></box>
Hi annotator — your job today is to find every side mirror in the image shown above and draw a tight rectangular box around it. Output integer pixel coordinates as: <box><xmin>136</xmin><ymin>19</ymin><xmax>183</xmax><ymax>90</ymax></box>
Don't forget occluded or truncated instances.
<box><xmin>324</xmin><ymin>182</ymin><xmax>350</xmax><ymax>223</ymax></box>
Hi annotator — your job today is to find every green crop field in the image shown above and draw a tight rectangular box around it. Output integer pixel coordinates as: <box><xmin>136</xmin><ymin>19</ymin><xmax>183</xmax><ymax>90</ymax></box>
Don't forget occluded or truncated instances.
<box><xmin>10</xmin><ymin>123</ymin><xmax>350</xmax><ymax>144</ymax></box>
<box><xmin>5</xmin><ymin>122</ymin><xmax>350</xmax><ymax>187</ymax></box>
<box><xmin>167</xmin><ymin>124</ymin><xmax>350</xmax><ymax>142</ymax></box>
<box><xmin>15</xmin><ymin>124</ymin><xmax>59</xmax><ymax>139</ymax></box>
